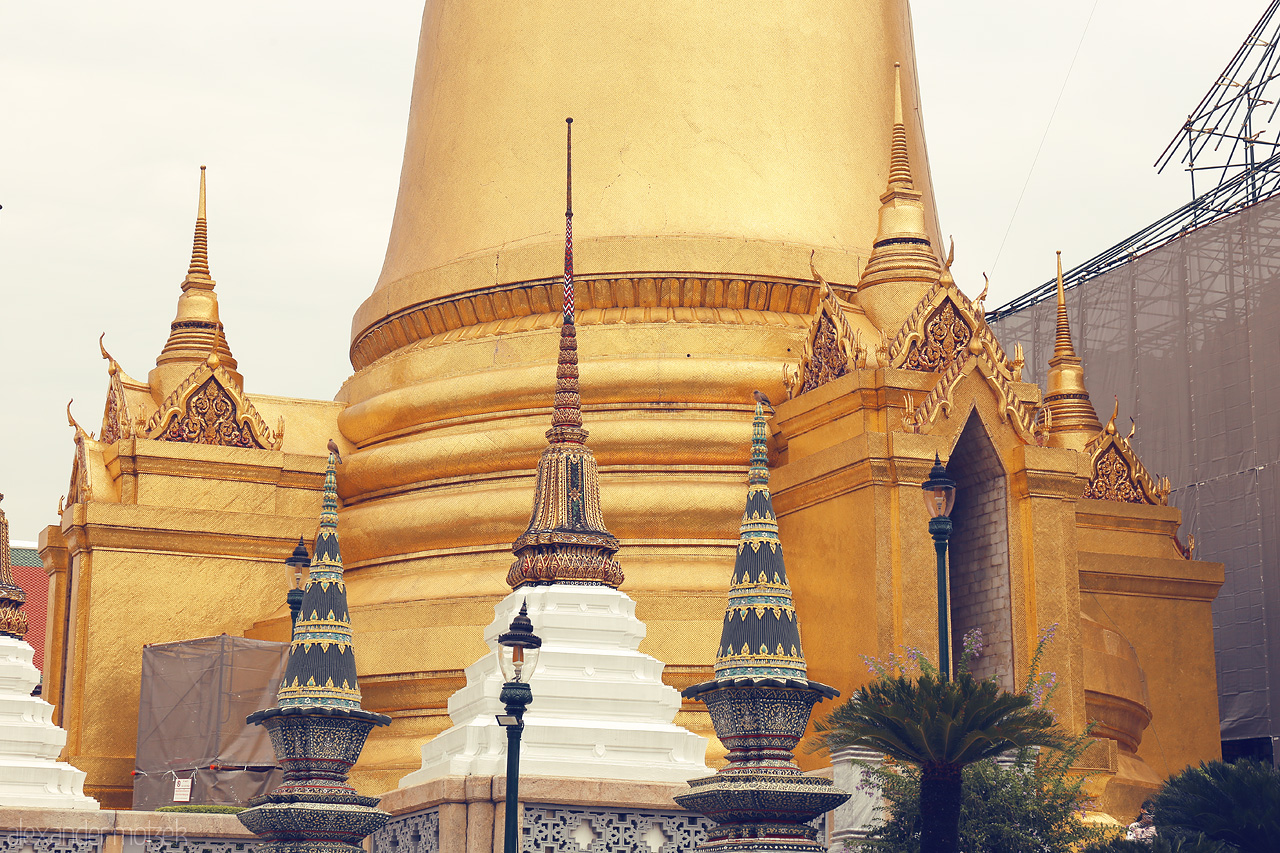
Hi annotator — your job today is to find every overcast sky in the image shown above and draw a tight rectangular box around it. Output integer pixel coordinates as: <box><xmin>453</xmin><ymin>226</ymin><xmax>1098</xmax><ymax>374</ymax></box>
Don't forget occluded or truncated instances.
<box><xmin>0</xmin><ymin>2</ymin><xmax>1266</xmax><ymax>539</ymax></box>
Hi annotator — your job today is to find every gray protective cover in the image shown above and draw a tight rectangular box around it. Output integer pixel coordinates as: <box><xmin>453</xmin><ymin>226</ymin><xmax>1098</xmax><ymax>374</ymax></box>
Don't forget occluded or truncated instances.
<box><xmin>992</xmin><ymin>197</ymin><xmax>1280</xmax><ymax>748</ymax></box>
<box><xmin>133</xmin><ymin>634</ymin><xmax>288</xmax><ymax>810</ymax></box>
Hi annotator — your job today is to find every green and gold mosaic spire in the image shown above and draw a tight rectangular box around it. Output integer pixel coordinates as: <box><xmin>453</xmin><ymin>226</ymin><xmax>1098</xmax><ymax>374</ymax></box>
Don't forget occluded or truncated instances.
<box><xmin>714</xmin><ymin>403</ymin><xmax>806</xmax><ymax>680</ymax></box>
<box><xmin>277</xmin><ymin>452</ymin><xmax>361</xmax><ymax>709</ymax></box>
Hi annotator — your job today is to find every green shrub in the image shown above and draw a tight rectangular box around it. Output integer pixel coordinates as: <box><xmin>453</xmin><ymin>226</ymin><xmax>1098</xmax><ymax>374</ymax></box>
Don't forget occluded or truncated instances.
<box><xmin>1150</xmin><ymin>759</ymin><xmax>1280</xmax><ymax>851</ymax></box>
<box><xmin>154</xmin><ymin>804</ymin><xmax>246</xmax><ymax>814</ymax></box>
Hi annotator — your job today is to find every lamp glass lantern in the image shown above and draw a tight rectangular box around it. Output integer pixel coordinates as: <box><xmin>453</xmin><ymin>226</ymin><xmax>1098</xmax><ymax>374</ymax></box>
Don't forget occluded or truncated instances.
<box><xmin>922</xmin><ymin>455</ymin><xmax>957</xmax><ymax>518</ymax></box>
<box><xmin>284</xmin><ymin>536</ymin><xmax>309</xmax><ymax>590</ymax></box>
<box><xmin>496</xmin><ymin>602</ymin><xmax>542</xmax><ymax>684</ymax></box>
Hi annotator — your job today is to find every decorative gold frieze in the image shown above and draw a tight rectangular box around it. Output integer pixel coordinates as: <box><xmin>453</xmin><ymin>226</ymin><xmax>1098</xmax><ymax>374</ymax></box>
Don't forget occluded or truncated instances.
<box><xmin>784</xmin><ymin>262</ymin><xmax>864</xmax><ymax>399</ymax></box>
<box><xmin>1083</xmin><ymin>400</ymin><xmax>1171</xmax><ymax>506</ymax></box>
<box><xmin>144</xmin><ymin>354</ymin><xmax>283</xmax><ymax>450</ymax></box>
<box><xmin>351</xmin><ymin>276</ymin><xmax>823</xmax><ymax>371</ymax></box>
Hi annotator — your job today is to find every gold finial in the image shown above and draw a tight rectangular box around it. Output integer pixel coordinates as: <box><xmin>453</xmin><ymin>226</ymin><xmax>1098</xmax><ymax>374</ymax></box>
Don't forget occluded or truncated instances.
<box><xmin>184</xmin><ymin>166</ymin><xmax>212</xmax><ymax>286</ymax></box>
<box><xmin>1127</xmin><ymin>417</ymin><xmax>1136</xmax><ymax>440</ymax></box>
<box><xmin>99</xmin><ymin>333</ymin><xmax>119</xmax><ymax>376</ymax></box>
<box><xmin>1105</xmin><ymin>396</ymin><xmax>1119</xmax><ymax>434</ymax></box>
<box><xmin>67</xmin><ymin>399</ymin><xmax>87</xmax><ymax>438</ymax></box>
<box><xmin>887</xmin><ymin>62</ymin><xmax>912</xmax><ymax>188</ymax></box>
<box><xmin>977</xmin><ymin>272</ymin><xmax>989</xmax><ymax>308</ymax></box>
<box><xmin>1053</xmin><ymin>251</ymin><xmax>1076</xmax><ymax>359</ymax></box>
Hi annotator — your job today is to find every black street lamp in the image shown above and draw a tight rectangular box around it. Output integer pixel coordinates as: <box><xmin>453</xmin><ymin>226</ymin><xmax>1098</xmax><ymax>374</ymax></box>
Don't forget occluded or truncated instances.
<box><xmin>284</xmin><ymin>536</ymin><xmax>310</xmax><ymax>631</ymax></box>
<box><xmin>921</xmin><ymin>454</ymin><xmax>957</xmax><ymax>680</ymax></box>
<box><xmin>495</xmin><ymin>601</ymin><xmax>542</xmax><ymax>853</ymax></box>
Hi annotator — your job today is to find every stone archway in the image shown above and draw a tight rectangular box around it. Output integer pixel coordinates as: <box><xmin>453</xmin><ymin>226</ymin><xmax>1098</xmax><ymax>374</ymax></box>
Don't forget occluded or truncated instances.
<box><xmin>946</xmin><ymin>411</ymin><xmax>1014</xmax><ymax>689</ymax></box>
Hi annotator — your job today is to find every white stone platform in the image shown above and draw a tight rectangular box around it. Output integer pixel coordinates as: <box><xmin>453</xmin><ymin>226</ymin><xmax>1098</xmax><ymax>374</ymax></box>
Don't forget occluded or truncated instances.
<box><xmin>0</xmin><ymin>635</ymin><xmax>98</xmax><ymax>809</ymax></box>
<box><xmin>400</xmin><ymin>585</ymin><xmax>709</xmax><ymax>786</ymax></box>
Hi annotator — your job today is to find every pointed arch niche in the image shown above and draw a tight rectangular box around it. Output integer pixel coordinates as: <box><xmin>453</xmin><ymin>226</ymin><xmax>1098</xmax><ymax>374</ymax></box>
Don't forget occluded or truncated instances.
<box><xmin>947</xmin><ymin>412</ymin><xmax>1014</xmax><ymax>689</ymax></box>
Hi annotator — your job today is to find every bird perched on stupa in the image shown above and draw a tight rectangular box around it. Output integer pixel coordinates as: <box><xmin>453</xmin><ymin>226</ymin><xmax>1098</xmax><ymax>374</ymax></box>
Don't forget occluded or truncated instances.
<box><xmin>752</xmin><ymin>390</ymin><xmax>775</xmax><ymax>413</ymax></box>
<box><xmin>327</xmin><ymin>439</ymin><xmax>343</xmax><ymax>464</ymax></box>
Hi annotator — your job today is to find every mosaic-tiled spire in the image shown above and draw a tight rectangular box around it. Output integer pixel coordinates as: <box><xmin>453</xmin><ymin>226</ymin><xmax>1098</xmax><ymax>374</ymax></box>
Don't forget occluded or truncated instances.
<box><xmin>714</xmin><ymin>403</ymin><xmax>806</xmax><ymax>679</ymax></box>
<box><xmin>277</xmin><ymin>452</ymin><xmax>361</xmax><ymax>708</ymax></box>
<box><xmin>507</xmin><ymin>120</ymin><xmax>623</xmax><ymax>589</ymax></box>
<box><xmin>0</xmin><ymin>496</ymin><xmax>28</xmax><ymax>639</ymax></box>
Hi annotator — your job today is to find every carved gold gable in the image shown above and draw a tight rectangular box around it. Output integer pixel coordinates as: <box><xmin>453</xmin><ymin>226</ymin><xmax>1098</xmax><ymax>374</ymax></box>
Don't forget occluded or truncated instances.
<box><xmin>1083</xmin><ymin>407</ymin><xmax>1170</xmax><ymax>506</ymax></box>
<box><xmin>785</xmin><ymin>270</ymin><xmax>864</xmax><ymax>399</ymax></box>
<box><xmin>144</xmin><ymin>360</ymin><xmax>283</xmax><ymax>450</ymax></box>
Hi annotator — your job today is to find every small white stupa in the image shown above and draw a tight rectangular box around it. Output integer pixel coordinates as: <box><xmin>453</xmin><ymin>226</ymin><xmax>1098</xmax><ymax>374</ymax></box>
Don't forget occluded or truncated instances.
<box><xmin>401</xmin><ymin>122</ymin><xmax>708</xmax><ymax>787</ymax></box>
<box><xmin>0</xmin><ymin>496</ymin><xmax>98</xmax><ymax>809</ymax></box>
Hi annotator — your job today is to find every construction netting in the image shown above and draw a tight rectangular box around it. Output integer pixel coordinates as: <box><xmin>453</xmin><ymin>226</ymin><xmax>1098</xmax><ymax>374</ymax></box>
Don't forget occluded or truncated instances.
<box><xmin>991</xmin><ymin>195</ymin><xmax>1280</xmax><ymax>749</ymax></box>
<box><xmin>133</xmin><ymin>634</ymin><xmax>288</xmax><ymax>810</ymax></box>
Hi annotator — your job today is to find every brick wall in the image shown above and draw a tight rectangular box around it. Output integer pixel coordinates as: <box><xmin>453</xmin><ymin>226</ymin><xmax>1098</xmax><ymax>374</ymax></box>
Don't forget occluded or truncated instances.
<box><xmin>946</xmin><ymin>415</ymin><xmax>1013</xmax><ymax>689</ymax></box>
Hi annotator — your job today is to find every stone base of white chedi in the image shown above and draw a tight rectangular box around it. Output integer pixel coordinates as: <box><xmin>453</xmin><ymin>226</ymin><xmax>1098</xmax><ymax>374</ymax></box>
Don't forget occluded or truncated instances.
<box><xmin>0</xmin><ymin>635</ymin><xmax>98</xmax><ymax>809</ymax></box>
<box><xmin>400</xmin><ymin>585</ymin><xmax>710</xmax><ymax>786</ymax></box>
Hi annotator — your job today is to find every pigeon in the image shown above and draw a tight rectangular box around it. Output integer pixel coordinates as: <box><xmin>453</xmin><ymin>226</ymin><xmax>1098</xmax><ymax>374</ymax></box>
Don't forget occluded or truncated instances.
<box><xmin>752</xmin><ymin>390</ymin><xmax>775</xmax><ymax>413</ymax></box>
<box><xmin>327</xmin><ymin>438</ymin><xmax>343</xmax><ymax>464</ymax></box>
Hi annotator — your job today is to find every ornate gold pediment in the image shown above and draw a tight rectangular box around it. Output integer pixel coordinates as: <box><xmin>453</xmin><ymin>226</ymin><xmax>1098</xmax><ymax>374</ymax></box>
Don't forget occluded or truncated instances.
<box><xmin>785</xmin><ymin>261</ymin><xmax>865</xmax><ymax>399</ymax></box>
<box><xmin>888</xmin><ymin>255</ymin><xmax>1022</xmax><ymax>378</ymax></box>
<box><xmin>1083</xmin><ymin>402</ymin><xmax>1170</xmax><ymax>506</ymax></box>
<box><xmin>900</xmin><ymin>346</ymin><xmax>1042</xmax><ymax>445</ymax></box>
<box><xmin>144</xmin><ymin>354</ymin><xmax>283</xmax><ymax>450</ymax></box>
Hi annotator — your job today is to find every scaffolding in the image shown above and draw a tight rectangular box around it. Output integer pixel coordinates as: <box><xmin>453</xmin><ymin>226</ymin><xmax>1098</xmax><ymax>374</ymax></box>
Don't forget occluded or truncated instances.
<box><xmin>991</xmin><ymin>196</ymin><xmax>1280</xmax><ymax>756</ymax></box>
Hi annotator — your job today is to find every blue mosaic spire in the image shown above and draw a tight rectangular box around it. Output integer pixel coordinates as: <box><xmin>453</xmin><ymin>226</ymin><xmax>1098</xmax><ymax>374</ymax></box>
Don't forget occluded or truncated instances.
<box><xmin>714</xmin><ymin>402</ymin><xmax>807</xmax><ymax>680</ymax></box>
<box><xmin>277</xmin><ymin>451</ymin><xmax>361</xmax><ymax>709</ymax></box>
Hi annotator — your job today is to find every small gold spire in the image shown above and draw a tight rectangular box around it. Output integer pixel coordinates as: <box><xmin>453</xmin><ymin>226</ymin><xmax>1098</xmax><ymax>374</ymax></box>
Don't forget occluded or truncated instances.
<box><xmin>1053</xmin><ymin>251</ymin><xmax>1076</xmax><ymax>359</ymax></box>
<box><xmin>184</xmin><ymin>166</ymin><xmax>212</xmax><ymax>287</ymax></box>
<box><xmin>1042</xmin><ymin>251</ymin><xmax>1102</xmax><ymax>451</ymax></box>
<box><xmin>855</xmin><ymin>61</ymin><xmax>941</xmax><ymax>330</ymax></box>
<box><xmin>152</xmin><ymin>166</ymin><xmax>241</xmax><ymax>393</ymax></box>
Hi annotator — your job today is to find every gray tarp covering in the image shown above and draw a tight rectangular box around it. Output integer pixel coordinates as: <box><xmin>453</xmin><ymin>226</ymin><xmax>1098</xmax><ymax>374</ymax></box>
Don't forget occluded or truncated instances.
<box><xmin>133</xmin><ymin>634</ymin><xmax>288</xmax><ymax>810</ymax></box>
<box><xmin>992</xmin><ymin>196</ymin><xmax>1280</xmax><ymax>748</ymax></box>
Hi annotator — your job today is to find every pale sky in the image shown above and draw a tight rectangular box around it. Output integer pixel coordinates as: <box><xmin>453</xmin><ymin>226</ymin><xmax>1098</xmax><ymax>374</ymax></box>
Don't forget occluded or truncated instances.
<box><xmin>0</xmin><ymin>1</ymin><xmax>1266</xmax><ymax>539</ymax></box>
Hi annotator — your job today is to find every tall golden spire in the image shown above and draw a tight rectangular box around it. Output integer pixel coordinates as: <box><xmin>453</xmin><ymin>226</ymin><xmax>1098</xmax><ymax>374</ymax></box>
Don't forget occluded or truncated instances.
<box><xmin>1043</xmin><ymin>251</ymin><xmax>1102</xmax><ymax>451</ymax></box>
<box><xmin>856</xmin><ymin>63</ymin><xmax>942</xmax><ymax>332</ymax></box>
<box><xmin>151</xmin><ymin>166</ymin><xmax>241</xmax><ymax>395</ymax></box>
<box><xmin>506</xmin><ymin>120</ymin><xmax>623</xmax><ymax>589</ymax></box>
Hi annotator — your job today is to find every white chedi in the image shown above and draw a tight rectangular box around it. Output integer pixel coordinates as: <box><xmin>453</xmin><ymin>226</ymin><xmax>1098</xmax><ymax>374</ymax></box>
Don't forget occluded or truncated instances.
<box><xmin>401</xmin><ymin>584</ymin><xmax>710</xmax><ymax>785</ymax></box>
<box><xmin>0</xmin><ymin>635</ymin><xmax>98</xmax><ymax>809</ymax></box>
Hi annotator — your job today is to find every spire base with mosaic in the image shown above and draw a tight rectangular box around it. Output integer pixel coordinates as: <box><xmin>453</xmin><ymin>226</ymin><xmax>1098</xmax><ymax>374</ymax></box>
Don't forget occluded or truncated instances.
<box><xmin>238</xmin><ymin>451</ymin><xmax>390</xmax><ymax>853</ymax></box>
<box><xmin>676</xmin><ymin>404</ymin><xmax>848</xmax><ymax>853</ymax></box>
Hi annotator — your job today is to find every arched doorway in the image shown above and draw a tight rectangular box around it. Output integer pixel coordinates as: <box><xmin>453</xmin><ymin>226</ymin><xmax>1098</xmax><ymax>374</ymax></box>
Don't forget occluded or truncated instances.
<box><xmin>946</xmin><ymin>412</ymin><xmax>1014</xmax><ymax>689</ymax></box>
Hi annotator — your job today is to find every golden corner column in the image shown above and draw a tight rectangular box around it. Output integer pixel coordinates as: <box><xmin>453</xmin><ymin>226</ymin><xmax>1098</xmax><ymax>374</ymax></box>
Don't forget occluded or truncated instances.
<box><xmin>332</xmin><ymin>0</ymin><xmax>942</xmax><ymax>783</ymax></box>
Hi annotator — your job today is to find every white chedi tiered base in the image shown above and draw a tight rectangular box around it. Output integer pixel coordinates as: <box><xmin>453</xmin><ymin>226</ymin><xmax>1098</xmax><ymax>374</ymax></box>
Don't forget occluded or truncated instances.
<box><xmin>0</xmin><ymin>635</ymin><xmax>98</xmax><ymax>809</ymax></box>
<box><xmin>401</xmin><ymin>585</ymin><xmax>710</xmax><ymax>785</ymax></box>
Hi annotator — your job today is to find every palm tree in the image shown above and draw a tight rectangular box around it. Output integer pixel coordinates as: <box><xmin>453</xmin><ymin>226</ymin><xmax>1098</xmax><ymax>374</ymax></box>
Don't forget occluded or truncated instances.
<box><xmin>813</xmin><ymin>671</ymin><xmax>1072</xmax><ymax>853</ymax></box>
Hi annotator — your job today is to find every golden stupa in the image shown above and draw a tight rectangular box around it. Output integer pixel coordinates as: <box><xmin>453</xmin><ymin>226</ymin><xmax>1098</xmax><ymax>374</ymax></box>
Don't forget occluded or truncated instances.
<box><xmin>41</xmin><ymin>0</ymin><xmax>1222</xmax><ymax>822</ymax></box>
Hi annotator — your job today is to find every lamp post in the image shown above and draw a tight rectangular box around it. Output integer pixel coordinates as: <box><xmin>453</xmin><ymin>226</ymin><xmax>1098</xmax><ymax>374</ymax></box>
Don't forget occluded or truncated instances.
<box><xmin>284</xmin><ymin>536</ymin><xmax>309</xmax><ymax>631</ymax></box>
<box><xmin>495</xmin><ymin>602</ymin><xmax>542</xmax><ymax>853</ymax></box>
<box><xmin>921</xmin><ymin>454</ymin><xmax>957</xmax><ymax>680</ymax></box>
